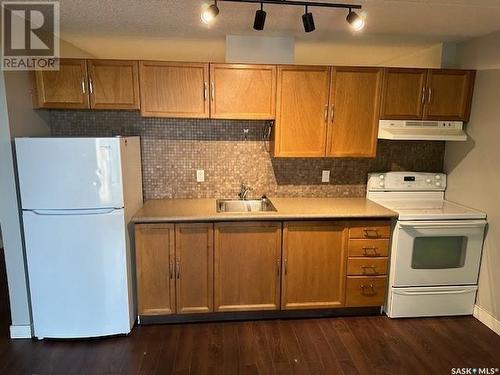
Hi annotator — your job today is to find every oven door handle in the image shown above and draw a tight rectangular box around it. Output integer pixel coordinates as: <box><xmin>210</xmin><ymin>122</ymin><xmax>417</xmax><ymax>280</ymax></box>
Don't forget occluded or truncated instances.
<box><xmin>398</xmin><ymin>220</ymin><xmax>486</xmax><ymax>230</ymax></box>
<box><xmin>393</xmin><ymin>288</ymin><xmax>475</xmax><ymax>296</ymax></box>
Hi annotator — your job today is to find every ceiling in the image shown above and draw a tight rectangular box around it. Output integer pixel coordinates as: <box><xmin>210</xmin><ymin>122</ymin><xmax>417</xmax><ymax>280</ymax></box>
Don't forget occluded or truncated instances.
<box><xmin>58</xmin><ymin>0</ymin><xmax>500</xmax><ymax>43</ymax></box>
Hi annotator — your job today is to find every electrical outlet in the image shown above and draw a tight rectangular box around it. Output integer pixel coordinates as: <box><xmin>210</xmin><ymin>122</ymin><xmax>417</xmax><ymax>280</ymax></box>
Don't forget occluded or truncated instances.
<box><xmin>196</xmin><ymin>169</ymin><xmax>205</xmax><ymax>182</ymax></box>
<box><xmin>322</xmin><ymin>170</ymin><xmax>330</xmax><ymax>183</ymax></box>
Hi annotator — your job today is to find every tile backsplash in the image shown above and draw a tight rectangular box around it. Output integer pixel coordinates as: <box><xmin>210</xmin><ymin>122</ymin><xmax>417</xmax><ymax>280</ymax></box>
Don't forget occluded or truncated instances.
<box><xmin>50</xmin><ymin>111</ymin><xmax>445</xmax><ymax>200</ymax></box>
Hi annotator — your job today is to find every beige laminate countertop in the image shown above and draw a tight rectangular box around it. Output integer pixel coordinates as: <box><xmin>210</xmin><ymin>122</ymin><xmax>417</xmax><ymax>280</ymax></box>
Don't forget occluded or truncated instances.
<box><xmin>132</xmin><ymin>198</ymin><xmax>398</xmax><ymax>223</ymax></box>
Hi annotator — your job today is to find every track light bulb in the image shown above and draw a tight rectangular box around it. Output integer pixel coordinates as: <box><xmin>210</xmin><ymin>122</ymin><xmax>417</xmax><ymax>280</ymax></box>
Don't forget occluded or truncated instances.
<box><xmin>346</xmin><ymin>10</ymin><xmax>365</xmax><ymax>31</ymax></box>
<box><xmin>253</xmin><ymin>4</ymin><xmax>266</xmax><ymax>31</ymax></box>
<box><xmin>302</xmin><ymin>6</ymin><xmax>315</xmax><ymax>33</ymax></box>
<box><xmin>201</xmin><ymin>2</ymin><xmax>219</xmax><ymax>24</ymax></box>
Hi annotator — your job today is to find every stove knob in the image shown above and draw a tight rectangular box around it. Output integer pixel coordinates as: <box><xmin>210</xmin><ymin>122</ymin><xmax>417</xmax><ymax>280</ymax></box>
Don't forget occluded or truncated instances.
<box><xmin>426</xmin><ymin>178</ymin><xmax>431</xmax><ymax>184</ymax></box>
<box><xmin>379</xmin><ymin>181</ymin><xmax>385</xmax><ymax>187</ymax></box>
<box><xmin>379</xmin><ymin>174</ymin><xmax>385</xmax><ymax>180</ymax></box>
<box><xmin>435</xmin><ymin>181</ymin><xmax>441</xmax><ymax>187</ymax></box>
<box><xmin>435</xmin><ymin>175</ymin><xmax>441</xmax><ymax>180</ymax></box>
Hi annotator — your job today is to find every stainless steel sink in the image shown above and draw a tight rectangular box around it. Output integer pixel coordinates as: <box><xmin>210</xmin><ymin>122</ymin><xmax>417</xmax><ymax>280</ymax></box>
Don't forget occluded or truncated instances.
<box><xmin>216</xmin><ymin>197</ymin><xmax>277</xmax><ymax>213</ymax></box>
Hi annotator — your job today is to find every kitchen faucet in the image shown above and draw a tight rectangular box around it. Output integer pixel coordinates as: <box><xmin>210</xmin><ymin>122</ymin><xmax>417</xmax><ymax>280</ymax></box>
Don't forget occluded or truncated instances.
<box><xmin>238</xmin><ymin>183</ymin><xmax>250</xmax><ymax>200</ymax></box>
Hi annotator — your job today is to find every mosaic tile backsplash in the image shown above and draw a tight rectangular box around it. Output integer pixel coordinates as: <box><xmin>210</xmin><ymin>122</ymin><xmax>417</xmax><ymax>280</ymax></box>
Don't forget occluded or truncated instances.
<box><xmin>50</xmin><ymin>111</ymin><xmax>445</xmax><ymax>200</ymax></box>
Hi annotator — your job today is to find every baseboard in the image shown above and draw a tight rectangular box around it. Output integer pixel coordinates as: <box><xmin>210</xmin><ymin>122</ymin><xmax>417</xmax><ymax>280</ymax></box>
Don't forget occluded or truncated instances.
<box><xmin>9</xmin><ymin>324</ymin><xmax>32</xmax><ymax>339</ymax></box>
<box><xmin>473</xmin><ymin>304</ymin><xmax>500</xmax><ymax>336</ymax></box>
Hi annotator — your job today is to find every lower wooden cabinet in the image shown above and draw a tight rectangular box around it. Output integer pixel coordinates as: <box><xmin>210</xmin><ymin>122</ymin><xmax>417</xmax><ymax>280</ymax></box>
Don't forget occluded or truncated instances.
<box><xmin>135</xmin><ymin>219</ymin><xmax>390</xmax><ymax>319</ymax></box>
<box><xmin>214</xmin><ymin>222</ymin><xmax>282</xmax><ymax>312</ymax></box>
<box><xmin>282</xmin><ymin>221</ymin><xmax>347</xmax><ymax>310</ymax></box>
<box><xmin>135</xmin><ymin>223</ymin><xmax>213</xmax><ymax>316</ymax></box>
<box><xmin>175</xmin><ymin>223</ymin><xmax>214</xmax><ymax>314</ymax></box>
<box><xmin>135</xmin><ymin>223</ymin><xmax>176</xmax><ymax>315</ymax></box>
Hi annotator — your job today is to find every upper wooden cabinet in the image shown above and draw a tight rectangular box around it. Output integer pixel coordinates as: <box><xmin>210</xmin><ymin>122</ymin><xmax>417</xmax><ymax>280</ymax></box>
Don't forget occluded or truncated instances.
<box><xmin>210</xmin><ymin>64</ymin><xmax>276</xmax><ymax>119</ymax></box>
<box><xmin>135</xmin><ymin>224</ymin><xmax>176</xmax><ymax>316</ymax></box>
<box><xmin>326</xmin><ymin>67</ymin><xmax>383</xmax><ymax>158</ymax></box>
<box><xmin>87</xmin><ymin>60</ymin><xmax>140</xmax><ymax>110</ymax></box>
<box><xmin>380</xmin><ymin>68</ymin><xmax>475</xmax><ymax>121</ymax></box>
<box><xmin>214</xmin><ymin>222</ymin><xmax>282</xmax><ymax>312</ymax></box>
<box><xmin>139</xmin><ymin>61</ymin><xmax>209</xmax><ymax>118</ymax></box>
<box><xmin>424</xmin><ymin>70</ymin><xmax>475</xmax><ymax>121</ymax></box>
<box><xmin>33</xmin><ymin>58</ymin><xmax>89</xmax><ymax>109</ymax></box>
<box><xmin>273</xmin><ymin>65</ymin><xmax>331</xmax><ymax>157</ymax></box>
<box><xmin>282</xmin><ymin>221</ymin><xmax>347</xmax><ymax>310</ymax></box>
<box><xmin>380</xmin><ymin>68</ymin><xmax>427</xmax><ymax>120</ymax></box>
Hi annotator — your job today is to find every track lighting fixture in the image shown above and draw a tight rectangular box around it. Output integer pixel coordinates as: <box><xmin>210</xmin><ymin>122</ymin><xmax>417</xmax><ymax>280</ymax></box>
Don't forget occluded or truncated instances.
<box><xmin>253</xmin><ymin>3</ymin><xmax>267</xmax><ymax>31</ymax></box>
<box><xmin>302</xmin><ymin>5</ymin><xmax>315</xmax><ymax>33</ymax></box>
<box><xmin>346</xmin><ymin>8</ymin><xmax>365</xmax><ymax>31</ymax></box>
<box><xmin>200</xmin><ymin>0</ymin><xmax>365</xmax><ymax>33</ymax></box>
<box><xmin>201</xmin><ymin>0</ymin><xmax>220</xmax><ymax>24</ymax></box>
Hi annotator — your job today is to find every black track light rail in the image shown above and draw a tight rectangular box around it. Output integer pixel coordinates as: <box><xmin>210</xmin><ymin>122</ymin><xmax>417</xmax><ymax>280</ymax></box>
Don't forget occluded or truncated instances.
<box><xmin>218</xmin><ymin>0</ymin><xmax>362</xmax><ymax>10</ymax></box>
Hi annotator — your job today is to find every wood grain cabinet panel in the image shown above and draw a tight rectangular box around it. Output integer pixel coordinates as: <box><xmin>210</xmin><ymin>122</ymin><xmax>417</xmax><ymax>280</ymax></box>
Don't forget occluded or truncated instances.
<box><xmin>33</xmin><ymin>58</ymin><xmax>89</xmax><ymax>109</ymax></box>
<box><xmin>88</xmin><ymin>60</ymin><xmax>140</xmax><ymax>110</ymax></box>
<box><xmin>139</xmin><ymin>61</ymin><xmax>209</xmax><ymax>118</ymax></box>
<box><xmin>326</xmin><ymin>67</ymin><xmax>382</xmax><ymax>157</ymax></box>
<box><xmin>380</xmin><ymin>68</ymin><xmax>427</xmax><ymax>120</ymax></box>
<box><xmin>273</xmin><ymin>65</ymin><xmax>331</xmax><ymax>157</ymax></box>
<box><xmin>175</xmin><ymin>223</ymin><xmax>214</xmax><ymax>314</ymax></box>
<box><xmin>347</xmin><ymin>258</ymin><xmax>388</xmax><ymax>276</ymax></box>
<box><xmin>210</xmin><ymin>64</ymin><xmax>276</xmax><ymax>119</ymax></box>
<box><xmin>424</xmin><ymin>69</ymin><xmax>475</xmax><ymax>121</ymax></box>
<box><xmin>349</xmin><ymin>221</ymin><xmax>391</xmax><ymax>239</ymax></box>
<box><xmin>348</xmin><ymin>239</ymin><xmax>390</xmax><ymax>258</ymax></box>
<box><xmin>214</xmin><ymin>222</ymin><xmax>282</xmax><ymax>312</ymax></box>
<box><xmin>135</xmin><ymin>224</ymin><xmax>175</xmax><ymax>316</ymax></box>
<box><xmin>346</xmin><ymin>276</ymin><xmax>387</xmax><ymax>307</ymax></box>
<box><xmin>282</xmin><ymin>221</ymin><xmax>347</xmax><ymax>310</ymax></box>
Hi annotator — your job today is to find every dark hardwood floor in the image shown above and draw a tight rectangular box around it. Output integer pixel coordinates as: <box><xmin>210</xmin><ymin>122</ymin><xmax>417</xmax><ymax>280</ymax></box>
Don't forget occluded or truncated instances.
<box><xmin>1</xmin><ymin>248</ymin><xmax>499</xmax><ymax>375</ymax></box>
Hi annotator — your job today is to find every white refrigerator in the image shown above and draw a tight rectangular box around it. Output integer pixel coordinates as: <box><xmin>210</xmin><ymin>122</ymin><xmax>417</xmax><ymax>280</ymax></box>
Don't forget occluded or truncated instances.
<box><xmin>15</xmin><ymin>137</ymin><xmax>143</xmax><ymax>339</ymax></box>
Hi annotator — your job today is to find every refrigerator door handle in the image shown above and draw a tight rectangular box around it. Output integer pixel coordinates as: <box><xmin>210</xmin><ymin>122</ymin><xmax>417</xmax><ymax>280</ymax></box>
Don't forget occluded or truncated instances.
<box><xmin>30</xmin><ymin>208</ymin><xmax>118</xmax><ymax>216</ymax></box>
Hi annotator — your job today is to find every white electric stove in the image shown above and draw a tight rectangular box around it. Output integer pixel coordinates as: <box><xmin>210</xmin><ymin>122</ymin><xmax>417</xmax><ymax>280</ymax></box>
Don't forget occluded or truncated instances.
<box><xmin>367</xmin><ymin>172</ymin><xmax>487</xmax><ymax>318</ymax></box>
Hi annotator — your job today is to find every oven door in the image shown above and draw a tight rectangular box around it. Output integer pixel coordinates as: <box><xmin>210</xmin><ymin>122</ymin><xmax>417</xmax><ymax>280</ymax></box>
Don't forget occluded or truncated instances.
<box><xmin>393</xmin><ymin>220</ymin><xmax>486</xmax><ymax>287</ymax></box>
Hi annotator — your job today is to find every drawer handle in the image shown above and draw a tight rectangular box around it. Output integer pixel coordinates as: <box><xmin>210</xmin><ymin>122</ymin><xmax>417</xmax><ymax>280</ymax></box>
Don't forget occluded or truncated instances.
<box><xmin>361</xmin><ymin>265</ymin><xmax>378</xmax><ymax>275</ymax></box>
<box><xmin>360</xmin><ymin>284</ymin><xmax>376</xmax><ymax>296</ymax></box>
<box><xmin>362</xmin><ymin>247</ymin><xmax>379</xmax><ymax>257</ymax></box>
<box><xmin>363</xmin><ymin>228</ymin><xmax>380</xmax><ymax>238</ymax></box>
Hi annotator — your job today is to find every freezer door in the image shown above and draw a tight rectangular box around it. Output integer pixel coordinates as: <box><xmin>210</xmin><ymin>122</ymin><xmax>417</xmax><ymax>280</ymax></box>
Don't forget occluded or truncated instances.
<box><xmin>23</xmin><ymin>209</ymin><xmax>132</xmax><ymax>338</ymax></box>
<box><xmin>15</xmin><ymin>138</ymin><xmax>123</xmax><ymax>210</ymax></box>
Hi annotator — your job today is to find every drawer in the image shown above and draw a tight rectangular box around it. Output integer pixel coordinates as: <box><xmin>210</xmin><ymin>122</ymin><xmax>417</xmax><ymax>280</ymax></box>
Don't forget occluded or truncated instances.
<box><xmin>346</xmin><ymin>276</ymin><xmax>387</xmax><ymax>307</ymax></box>
<box><xmin>347</xmin><ymin>258</ymin><xmax>388</xmax><ymax>276</ymax></box>
<box><xmin>348</xmin><ymin>239</ymin><xmax>389</xmax><ymax>257</ymax></box>
<box><xmin>349</xmin><ymin>221</ymin><xmax>391</xmax><ymax>239</ymax></box>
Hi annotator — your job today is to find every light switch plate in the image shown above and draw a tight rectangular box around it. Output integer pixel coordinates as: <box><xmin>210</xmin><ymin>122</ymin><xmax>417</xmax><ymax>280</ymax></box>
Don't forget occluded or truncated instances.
<box><xmin>322</xmin><ymin>170</ymin><xmax>330</xmax><ymax>183</ymax></box>
<box><xmin>196</xmin><ymin>169</ymin><xmax>205</xmax><ymax>182</ymax></box>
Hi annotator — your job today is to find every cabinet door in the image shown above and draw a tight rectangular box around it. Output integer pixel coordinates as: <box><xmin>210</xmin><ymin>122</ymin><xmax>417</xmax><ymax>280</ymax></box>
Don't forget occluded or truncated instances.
<box><xmin>135</xmin><ymin>224</ymin><xmax>175</xmax><ymax>316</ymax></box>
<box><xmin>210</xmin><ymin>64</ymin><xmax>276</xmax><ymax>119</ymax></box>
<box><xmin>139</xmin><ymin>61</ymin><xmax>209</xmax><ymax>118</ymax></box>
<box><xmin>424</xmin><ymin>70</ymin><xmax>475</xmax><ymax>121</ymax></box>
<box><xmin>273</xmin><ymin>66</ymin><xmax>331</xmax><ymax>157</ymax></box>
<box><xmin>326</xmin><ymin>67</ymin><xmax>382</xmax><ymax>157</ymax></box>
<box><xmin>175</xmin><ymin>223</ymin><xmax>214</xmax><ymax>314</ymax></box>
<box><xmin>33</xmin><ymin>58</ymin><xmax>89</xmax><ymax>109</ymax></box>
<box><xmin>282</xmin><ymin>221</ymin><xmax>347</xmax><ymax>310</ymax></box>
<box><xmin>88</xmin><ymin>60</ymin><xmax>140</xmax><ymax>110</ymax></box>
<box><xmin>379</xmin><ymin>68</ymin><xmax>427</xmax><ymax>120</ymax></box>
<box><xmin>214</xmin><ymin>222</ymin><xmax>281</xmax><ymax>312</ymax></box>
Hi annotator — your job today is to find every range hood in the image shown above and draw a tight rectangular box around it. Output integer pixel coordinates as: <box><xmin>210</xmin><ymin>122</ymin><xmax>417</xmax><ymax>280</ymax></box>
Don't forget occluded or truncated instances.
<box><xmin>378</xmin><ymin>120</ymin><xmax>467</xmax><ymax>141</ymax></box>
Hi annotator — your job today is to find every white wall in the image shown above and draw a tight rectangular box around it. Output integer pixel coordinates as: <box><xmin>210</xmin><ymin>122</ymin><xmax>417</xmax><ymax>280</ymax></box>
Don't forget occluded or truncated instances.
<box><xmin>444</xmin><ymin>30</ymin><xmax>500</xmax><ymax>330</ymax></box>
<box><xmin>0</xmin><ymin>71</ymin><xmax>50</xmax><ymax>338</ymax></box>
<box><xmin>59</xmin><ymin>34</ymin><xmax>444</xmax><ymax>68</ymax></box>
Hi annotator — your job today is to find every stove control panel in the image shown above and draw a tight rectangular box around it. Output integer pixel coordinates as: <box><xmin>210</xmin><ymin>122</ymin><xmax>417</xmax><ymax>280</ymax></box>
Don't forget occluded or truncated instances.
<box><xmin>367</xmin><ymin>172</ymin><xmax>446</xmax><ymax>191</ymax></box>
